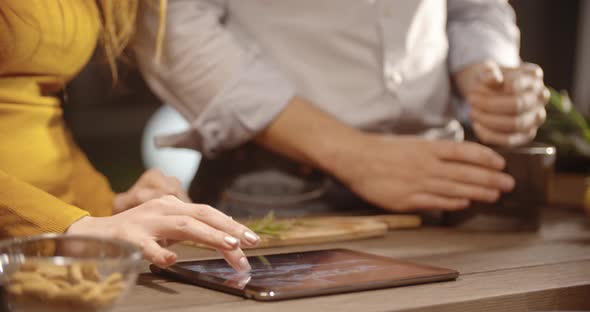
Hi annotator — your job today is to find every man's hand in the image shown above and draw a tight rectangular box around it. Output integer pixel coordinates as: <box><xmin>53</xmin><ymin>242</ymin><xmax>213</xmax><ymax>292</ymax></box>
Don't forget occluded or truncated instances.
<box><xmin>455</xmin><ymin>61</ymin><xmax>550</xmax><ymax>146</ymax></box>
<box><xmin>328</xmin><ymin>134</ymin><xmax>515</xmax><ymax>212</ymax></box>
<box><xmin>257</xmin><ymin>97</ymin><xmax>515</xmax><ymax>212</ymax></box>
<box><xmin>113</xmin><ymin>169</ymin><xmax>191</xmax><ymax>215</ymax></box>
<box><xmin>68</xmin><ymin>196</ymin><xmax>260</xmax><ymax>271</ymax></box>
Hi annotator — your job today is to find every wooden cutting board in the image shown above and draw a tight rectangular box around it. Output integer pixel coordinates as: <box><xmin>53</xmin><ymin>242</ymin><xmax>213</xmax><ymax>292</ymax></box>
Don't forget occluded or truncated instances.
<box><xmin>183</xmin><ymin>215</ymin><xmax>421</xmax><ymax>249</ymax></box>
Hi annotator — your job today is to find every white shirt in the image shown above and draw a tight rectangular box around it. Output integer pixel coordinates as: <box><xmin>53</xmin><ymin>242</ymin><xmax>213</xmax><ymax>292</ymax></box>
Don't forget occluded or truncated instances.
<box><xmin>134</xmin><ymin>0</ymin><xmax>520</xmax><ymax>157</ymax></box>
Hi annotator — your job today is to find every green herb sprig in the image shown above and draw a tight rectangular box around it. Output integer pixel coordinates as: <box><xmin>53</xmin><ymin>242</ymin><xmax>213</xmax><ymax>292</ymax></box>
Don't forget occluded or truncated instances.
<box><xmin>245</xmin><ymin>211</ymin><xmax>302</xmax><ymax>238</ymax></box>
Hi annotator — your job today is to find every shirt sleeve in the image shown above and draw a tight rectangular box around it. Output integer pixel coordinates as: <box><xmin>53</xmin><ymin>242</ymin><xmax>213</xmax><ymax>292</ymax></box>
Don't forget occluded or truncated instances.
<box><xmin>447</xmin><ymin>0</ymin><xmax>521</xmax><ymax>73</ymax></box>
<box><xmin>133</xmin><ymin>0</ymin><xmax>296</xmax><ymax>157</ymax></box>
<box><xmin>0</xmin><ymin>169</ymin><xmax>89</xmax><ymax>237</ymax></box>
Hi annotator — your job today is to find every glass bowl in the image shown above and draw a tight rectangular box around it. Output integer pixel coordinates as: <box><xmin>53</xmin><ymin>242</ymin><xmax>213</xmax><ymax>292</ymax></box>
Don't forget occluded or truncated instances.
<box><xmin>0</xmin><ymin>234</ymin><xmax>142</xmax><ymax>312</ymax></box>
<box><xmin>220</xmin><ymin>169</ymin><xmax>331</xmax><ymax>218</ymax></box>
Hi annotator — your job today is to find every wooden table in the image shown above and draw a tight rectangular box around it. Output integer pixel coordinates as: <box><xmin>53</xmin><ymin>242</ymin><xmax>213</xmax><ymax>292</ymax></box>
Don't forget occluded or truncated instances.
<box><xmin>117</xmin><ymin>208</ymin><xmax>590</xmax><ymax>312</ymax></box>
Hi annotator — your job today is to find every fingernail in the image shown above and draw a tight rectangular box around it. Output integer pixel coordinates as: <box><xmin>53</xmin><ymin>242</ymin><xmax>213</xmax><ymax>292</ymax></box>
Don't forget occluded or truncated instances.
<box><xmin>487</xmin><ymin>190</ymin><xmax>500</xmax><ymax>202</ymax></box>
<box><xmin>493</xmin><ymin>156</ymin><xmax>506</xmax><ymax>169</ymax></box>
<box><xmin>165</xmin><ymin>252</ymin><xmax>177</xmax><ymax>263</ymax></box>
<box><xmin>502</xmin><ymin>176</ymin><xmax>516</xmax><ymax>191</ymax></box>
<box><xmin>239</xmin><ymin>257</ymin><xmax>251</xmax><ymax>272</ymax></box>
<box><xmin>244</xmin><ymin>231</ymin><xmax>260</xmax><ymax>244</ymax></box>
<box><xmin>224</xmin><ymin>236</ymin><xmax>239</xmax><ymax>246</ymax></box>
<box><xmin>160</xmin><ymin>252</ymin><xmax>176</xmax><ymax>266</ymax></box>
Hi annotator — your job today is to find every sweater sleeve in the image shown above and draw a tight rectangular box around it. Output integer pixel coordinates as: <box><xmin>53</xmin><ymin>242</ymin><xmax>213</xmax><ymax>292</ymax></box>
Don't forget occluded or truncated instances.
<box><xmin>0</xmin><ymin>169</ymin><xmax>89</xmax><ymax>238</ymax></box>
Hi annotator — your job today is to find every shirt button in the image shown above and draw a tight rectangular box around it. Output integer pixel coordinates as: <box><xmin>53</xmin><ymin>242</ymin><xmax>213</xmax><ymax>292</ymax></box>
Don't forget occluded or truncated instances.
<box><xmin>205</xmin><ymin>122</ymin><xmax>221</xmax><ymax>139</ymax></box>
<box><xmin>389</xmin><ymin>71</ymin><xmax>403</xmax><ymax>85</ymax></box>
<box><xmin>385</xmin><ymin>65</ymin><xmax>403</xmax><ymax>87</ymax></box>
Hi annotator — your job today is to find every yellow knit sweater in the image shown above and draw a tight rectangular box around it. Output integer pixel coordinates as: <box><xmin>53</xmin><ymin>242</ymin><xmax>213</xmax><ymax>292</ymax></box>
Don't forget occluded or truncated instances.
<box><xmin>0</xmin><ymin>0</ymin><xmax>115</xmax><ymax>237</ymax></box>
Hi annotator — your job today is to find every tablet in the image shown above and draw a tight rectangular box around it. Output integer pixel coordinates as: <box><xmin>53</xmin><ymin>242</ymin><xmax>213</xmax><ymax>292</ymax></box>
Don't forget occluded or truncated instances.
<box><xmin>150</xmin><ymin>249</ymin><xmax>459</xmax><ymax>301</ymax></box>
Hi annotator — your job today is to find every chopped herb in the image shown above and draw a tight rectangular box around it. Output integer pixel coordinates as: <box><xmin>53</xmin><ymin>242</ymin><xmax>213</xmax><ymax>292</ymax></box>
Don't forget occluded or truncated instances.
<box><xmin>245</xmin><ymin>211</ymin><xmax>302</xmax><ymax>238</ymax></box>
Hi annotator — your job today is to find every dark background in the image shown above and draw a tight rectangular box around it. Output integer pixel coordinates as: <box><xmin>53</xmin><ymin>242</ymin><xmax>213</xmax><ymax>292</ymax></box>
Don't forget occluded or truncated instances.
<box><xmin>65</xmin><ymin>0</ymin><xmax>585</xmax><ymax>192</ymax></box>
<box><xmin>510</xmin><ymin>0</ymin><xmax>582</xmax><ymax>92</ymax></box>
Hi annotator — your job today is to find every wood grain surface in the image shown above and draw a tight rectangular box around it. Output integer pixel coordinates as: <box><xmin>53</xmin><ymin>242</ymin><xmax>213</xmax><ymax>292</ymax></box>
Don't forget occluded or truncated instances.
<box><xmin>116</xmin><ymin>208</ymin><xmax>590</xmax><ymax>312</ymax></box>
<box><xmin>549</xmin><ymin>173</ymin><xmax>587</xmax><ymax>208</ymax></box>
<box><xmin>183</xmin><ymin>214</ymin><xmax>421</xmax><ymax>249</ymax></box>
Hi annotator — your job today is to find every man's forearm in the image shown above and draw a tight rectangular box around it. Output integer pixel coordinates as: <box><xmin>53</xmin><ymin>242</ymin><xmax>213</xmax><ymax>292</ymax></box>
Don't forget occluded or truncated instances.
<box><xmin>255</xmin><ymin>96</ymin><xmax>365</xmax><ymax>178</ymax></box>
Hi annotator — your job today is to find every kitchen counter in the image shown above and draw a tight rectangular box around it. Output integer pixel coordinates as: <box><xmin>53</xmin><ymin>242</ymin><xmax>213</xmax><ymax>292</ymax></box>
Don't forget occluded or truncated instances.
<box><xmin>117</xmin><ymin>207</ymin><xmax>590</xmax><ymax>312</ymax></box>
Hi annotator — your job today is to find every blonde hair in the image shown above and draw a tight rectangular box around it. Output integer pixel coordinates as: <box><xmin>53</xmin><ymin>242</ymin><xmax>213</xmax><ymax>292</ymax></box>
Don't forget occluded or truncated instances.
<box><xmin>97</xmin><ymin>0</ymin><xmax>166</xmax><ymax>83</ymax></box>
<box><xmin>0</xmin><ymin>1</ymin><xmax>166</xmax><ymax>82</ymax></box>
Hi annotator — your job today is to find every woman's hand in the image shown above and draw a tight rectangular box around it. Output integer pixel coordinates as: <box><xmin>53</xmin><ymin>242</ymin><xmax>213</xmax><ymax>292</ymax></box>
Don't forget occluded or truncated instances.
<box><xmin>113</xmin><ymin>169</ymin><xmax>191</xmax><ymax>214</ymax></box>
<box><xmin>454</xmin><ymin>60</ymin><xmax>549</xmax><ymax>147</ymax></box>
<box><xmin>68</xmin><ymin>196</ymin><xmax>260</xmax><ymax>272</ymax></box>
<box><xmin>328</xmin><ymin>135</ymin><xmax>515</xmax><ymax>212</ymax></box>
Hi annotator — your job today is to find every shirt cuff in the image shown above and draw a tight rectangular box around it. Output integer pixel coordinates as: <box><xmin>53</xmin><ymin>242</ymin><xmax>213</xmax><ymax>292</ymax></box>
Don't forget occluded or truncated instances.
<box><xmin>448</xmin><ymin>25</ymin><xmax>521</xmax><ymax>73</ymax></box>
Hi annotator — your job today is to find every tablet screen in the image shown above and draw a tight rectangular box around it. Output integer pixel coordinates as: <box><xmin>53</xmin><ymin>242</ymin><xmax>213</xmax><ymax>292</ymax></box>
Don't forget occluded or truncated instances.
<box><xmin>164</xmin><ymin>249</ymin><xmax>458</xmax><ymax>300</ymax></box>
